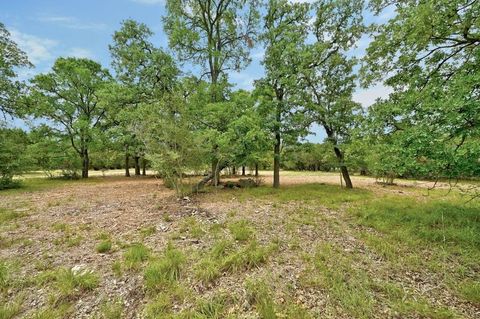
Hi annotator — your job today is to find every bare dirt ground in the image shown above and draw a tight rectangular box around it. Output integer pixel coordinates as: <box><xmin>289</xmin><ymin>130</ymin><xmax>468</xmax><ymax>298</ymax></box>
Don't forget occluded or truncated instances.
<box><xmin>1</xmin><ymin>172</ymin><xmax>479</xmax><ymax>318</ymax></box>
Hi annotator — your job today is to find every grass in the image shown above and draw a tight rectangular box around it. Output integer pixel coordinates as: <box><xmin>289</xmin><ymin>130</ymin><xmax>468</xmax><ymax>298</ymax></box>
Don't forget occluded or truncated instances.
<box><xmin>144</xmin><ymin>243</ymin><xmax>186</xmax><ymax>292</ymax></box>
<box><xmin>224</xmin><ymin>183</ymin><xmax>372</xmax><ymax>209</ymax></box>
<box><xmin>179</xmin><ymin>216</ymin><xmax>205</xmax><ymax>238</ymax></box>
<box><xmin>353</xmin><ymin>195</ymin><xmax>480</xmax><ymax>305</ymax></box>
<box><xmin>99</xmin><ymin>299</ymin><xmax>124</xmax><ymax>319</ymax></box>
<box><xmin>1</xmin><ymin>173</ymin><xmax>479</xmax><ymax>317</ymax></box>
<box><xmin>96</xmin><ymin>240</ymin><xmax>112</xmax><ymax>253</ymax></box>
<box><xmin>0</xmin><ymin>208</ymin><xmax>26</xmax><ymax>225</ymax></box>
<box><xmin>245</xmin><ymin>280</ymin><xmax>276</xmax><ymax>319</ymax></box>
<box><xmin>140</xmin><ymin>226</ymin><xmax>156</xmax><ymax>238</ymax></box>
<box><xmin>124</xmin><ymin>243</ymin><xmax>150</xmax><ymax>270</ymax></box>
<box><xmin>228</xmin><ymin>219</ymin><xmax>254</xmax><ymax>241</ymax></box>
<box><xmin>55</xmin><ymin>267</ymin><xmax>99</xmax><ymax>297</ymax></box>
<box><xmin>0</xmin><ymin>298</ymin><xmax>22</xmax><ymax>319</ymax></box>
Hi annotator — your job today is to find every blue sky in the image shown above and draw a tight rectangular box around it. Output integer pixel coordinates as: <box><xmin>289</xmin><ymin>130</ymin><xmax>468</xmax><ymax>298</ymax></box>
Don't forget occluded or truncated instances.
<box><xmin>1</xmin><ymin>0</ymin><xmax>392</xmax><ymax>142</ymax></box>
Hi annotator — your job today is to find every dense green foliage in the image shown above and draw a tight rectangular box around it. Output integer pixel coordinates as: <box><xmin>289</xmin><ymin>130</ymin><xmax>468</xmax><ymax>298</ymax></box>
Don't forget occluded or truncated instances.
<box><xmin>0</xmin><ymin>0</ymin><xmax>478</xmax><ymax>191</ymax></box>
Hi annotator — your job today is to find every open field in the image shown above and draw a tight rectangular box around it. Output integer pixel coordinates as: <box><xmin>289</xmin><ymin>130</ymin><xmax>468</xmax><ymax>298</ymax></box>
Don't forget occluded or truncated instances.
<box><xmin>1</xmin><ymin>172</ymin><xmax>479</xmax><ymax>318</ymax></box>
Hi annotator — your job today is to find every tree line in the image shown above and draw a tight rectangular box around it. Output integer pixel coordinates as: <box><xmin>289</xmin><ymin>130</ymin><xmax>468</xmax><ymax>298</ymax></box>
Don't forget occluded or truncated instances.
<box><xmin>1</xmin><ymin>0</ymin><xmax>479</xmax><ymax>192</ymax></box>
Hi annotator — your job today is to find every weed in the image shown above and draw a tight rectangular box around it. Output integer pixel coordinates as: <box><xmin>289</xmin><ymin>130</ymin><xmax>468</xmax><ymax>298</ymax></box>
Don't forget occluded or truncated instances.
<box><xmin>112</xmin><ymin>261</ymin><xmax>122</xmax><ymax>277</ymax></box>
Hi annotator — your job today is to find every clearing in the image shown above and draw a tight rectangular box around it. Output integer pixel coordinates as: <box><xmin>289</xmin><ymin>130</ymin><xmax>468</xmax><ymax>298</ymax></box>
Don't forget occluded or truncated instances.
<box><xmin>0</xmin><ymin>172</ymin><xmax>479</xmax><ymax>318</ymax></box>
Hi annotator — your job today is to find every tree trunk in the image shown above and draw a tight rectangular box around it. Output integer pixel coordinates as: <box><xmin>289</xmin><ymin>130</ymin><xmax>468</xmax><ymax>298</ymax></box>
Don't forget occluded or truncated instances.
<box><xmin>242</xmin><ymin>166</ymin><xmax>246</xmax><ymax>176</ymax></box>
<box><xmin>134</xmin><ymin>156</ymin><xmax>140</xmax><ymax>176</ymax></box>
<box><xmin>255</xmin><ymin>163</ymin><xmax>259</xmax><ymax>177</ymax></box>
<box><xmin>333</xmin><ymin>146</ymin><xmax>353</xmax><ymax>189</ymax></box>
<box><xmin>211</xmin><ymin>159</ymin><xmax>219</xmax><ymax>186</ymax></box>
<box><xmin>273</xmin><ymin>131</ymin><xmax>280</xmax><ymax>188</ymax></box>
<box><xmin>142</xmin><ymin>157</ymin><xmax>146</xmax><ymax>176</ymax></box>
<box><xmin>125</xmin><ymin>152</ymin><xmax>130</xmax><ymax>177</ymax></box>
<box><xmin>193</xmin><ymin>162</ymin><xmax>227</xmax><ymax>193</ymax></box>
<box><xmin>232</xmin><ymin>166</ymin><xmax>236</xmax><ymax>175</ymax></box>
<box><xmin>81</xmin><ymin>149</ymin><xmax>89</xmax><ymax>178</ymax></box>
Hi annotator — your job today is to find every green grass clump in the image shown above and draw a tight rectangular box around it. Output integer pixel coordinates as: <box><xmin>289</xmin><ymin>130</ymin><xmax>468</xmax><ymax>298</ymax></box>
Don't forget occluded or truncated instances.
<box><xmin>179</xmin><ymin>216</ymin><xmax>205</xmax><ymax>238</ymax></box>
<box><xmin>140</xmin><ymin>226</ymin><xmax>156</xmax><ymax>238</ymax></box>
<box><xmin>195</xmin><ymin>294</ymin><xmax>231</xmax><ymax>318</ymax></box>
<box><xmin>55</xmin><ymin>268</ymin><xmax>99</xmax><ymax>297</ymax></box>
<box><xmin>221</xmin><ymin>240</ymin><xmax>277</xmax><ymax>273</ymax></box>
<box><xmin>0</xmin><ymin>208</ymin><xmax>26</xmax><ymax>225</ymax></box>
<box><xmin>100</xmin><ymin>299</ymin><xmax>124</xmax><ymax>319</ymax></box>
<box><xmin>28</xmin><ymin>303</ymin><xmax>72</xmax><ymax>319</ymax></box>
<box><xmin>96</xmin><ymin>240</ymin><xmax>112</xmax><ymax>253</ymax></box>
<box><xmin>124</xmin><ymin>243</ymin><xmax>150</xmax><ymax>270</ymax></box>
<box><xmin>458</xmin><ymin>281</ymin><xmax>480</xmax><ymax>304</ymax></box>
<box><xmin>0</xmin><ymin>261</ymin><xmax>8</xmax><ymax>291</ymax></box>
<box><xmin>228</xmin><ymin>220</ymin><xmax>254</xmax><ymax>241</ymax></box>
<box><xmin>245</xmin><ymin>280</ymin><xmax>276</xmax><ymax>319</ymax></box>
<box><xmin>144</xmin><ymin>293</ymin><xmax>172</xmax><ymax>318</ymax></box>
<box><xmin>0</xmin><ymin>299</ymin><xmax>22</xmax><ymax>319</ymax></box>
<box><xmin>144</xmin><ymin>244</ymin><xmax>186</xmax><ymax>292</ymax></box>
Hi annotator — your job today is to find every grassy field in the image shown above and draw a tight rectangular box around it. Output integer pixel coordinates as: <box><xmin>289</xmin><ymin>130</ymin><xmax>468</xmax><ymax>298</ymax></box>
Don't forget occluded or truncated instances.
<box><xmin>0</xmin><ymin>172</ymin><xmax>479</xmax><ymax>318</ymax></box>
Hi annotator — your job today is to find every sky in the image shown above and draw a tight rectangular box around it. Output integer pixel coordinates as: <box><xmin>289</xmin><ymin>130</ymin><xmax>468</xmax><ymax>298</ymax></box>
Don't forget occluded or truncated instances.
<box><xmin>1</xmin><ymin>0</ymin><xmax>393</xmax><ymax>142</ymax></box>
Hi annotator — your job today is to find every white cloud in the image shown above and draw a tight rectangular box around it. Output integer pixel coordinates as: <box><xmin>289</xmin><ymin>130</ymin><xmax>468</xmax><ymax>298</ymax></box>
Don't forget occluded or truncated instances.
<box><xmin>68</xmin><ymin>47</ymin><xmax>95</xmax><ymax>59</ymax></box>
<box><xmin>131</xmin><ymin>0</ymin><xmax>165</xmax><ymax>5</ymax></box>
<box><xmin>38</xmin><ymin>15</ymin><xmax>107</xmax><ymax>30</ymax></box>
<box><xmin>9</xmin><ymin>28</ymin><xmax>57</xmax><ymax>64</ymax></box>
<box><xmin>353</xmin><ymin>84</ymin><xmax>392</xmax><ymax>109</ymax></box>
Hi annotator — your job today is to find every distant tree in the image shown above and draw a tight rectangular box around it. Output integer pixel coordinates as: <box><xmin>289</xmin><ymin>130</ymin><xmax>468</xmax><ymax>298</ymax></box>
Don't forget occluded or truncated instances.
<box><xmin>255</xmin><ymin>0</ymin><xmax>310</xmax><ymax>188</ymax></box>
<box><xmin>28</xmin><ymin>57</ymin><xmax>111</xmax><ymax>178</ymax></box>
<box><xmin>0</xmin><ymin>22</ymin><xmax>32</xmax><ymax>118</ymax></box>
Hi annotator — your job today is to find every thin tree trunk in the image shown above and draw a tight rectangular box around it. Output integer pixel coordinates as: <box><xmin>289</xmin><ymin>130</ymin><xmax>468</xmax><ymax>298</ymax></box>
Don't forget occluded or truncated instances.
<box><xmin>232</xmin><ymin>166</ymin><xmax>236</xmax><ymax>175</ymax></box>
<box><xmin>242</xmin><ymin>166</ymin><xmax>246</xmax><ymax>176</ymax></box>
<box><xmin>125</xmin><ymin>152</ymin><xmax>130</xmax><ymax>177</ymax></box>
<box><xmin>142</xmin><ymin>157</ymin><xmax>146</xmax><ymax>176</ymax></box>
<box><xmin>273</xmin><ymin>131</ymin><xmax>280</xmax><ymax>188</ymax></box>
<box><xmin>211</xmin><ymin>159</ymin><xmax>219</xmax><ymax>186</ymax></box>
<box><xmin>134</xmin><ymin>156</ymin><xmax>140</xmax><ymax>176</ymax></box>
<box><xmin>82</xmin><ymin>149</ymin><xmax>89</xmax><ymax>178</ymax></box>
<box><xmin>255</xmin><ymin>163</ymin><xmax>259</xmax><ymax>177</ymax></box>
<box><xmin>333</xmin><ymin>146</ymin><xmax>353</xmax><ymax>189</ymax></box>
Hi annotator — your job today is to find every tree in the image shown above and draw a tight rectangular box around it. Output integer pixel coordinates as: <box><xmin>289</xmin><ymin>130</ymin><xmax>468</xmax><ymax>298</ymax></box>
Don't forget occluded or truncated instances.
<box><xmin>28</xmin><ymin>57</ymin><xmax>111</xmax><ymax>178</ymax></box>
<box><xmin>0</xmin><ymin>22</ymin><xmax>32</xmax><ymax>118</ymax></box>
<box><xmin>300</xmin><ymin>0</ymin><xmax>364</xmax><ymax>188</ymax></box>
<box><xmin>256</xmin><ymin>0</ymin><xmax>310</xmax><ymax>188</ymax></box>
<box><xmin>109</xmin><ymin>19</ymin><xmax>179</xmax><ymax>176</ymax></box>
<box><xmin>362</xmin><ymin>0</ymin><xmax>480</xmax><ymax>183</ymax></box>
<box><xmin>164</xmin><ymin>0</ymin><xmax>260</xmax><ymax>184</ymax></box>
